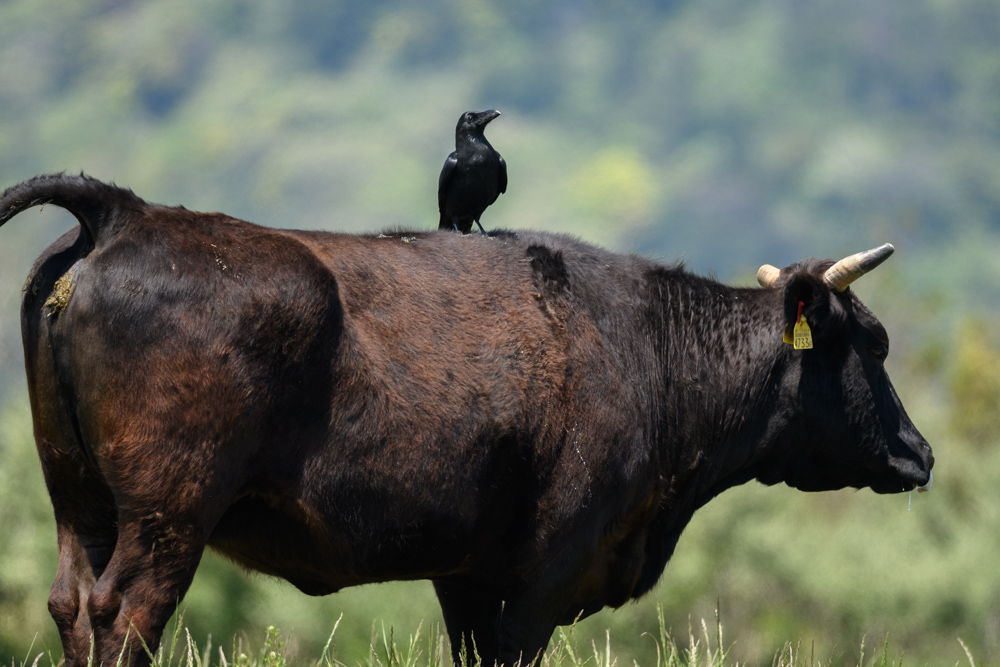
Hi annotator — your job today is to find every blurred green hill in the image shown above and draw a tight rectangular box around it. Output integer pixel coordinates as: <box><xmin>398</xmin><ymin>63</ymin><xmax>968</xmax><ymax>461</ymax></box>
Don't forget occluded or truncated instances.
<box><xmin>2</xmin><ymin>0</ymin><xmax>1000</xmax><ymax>664</ymax></box>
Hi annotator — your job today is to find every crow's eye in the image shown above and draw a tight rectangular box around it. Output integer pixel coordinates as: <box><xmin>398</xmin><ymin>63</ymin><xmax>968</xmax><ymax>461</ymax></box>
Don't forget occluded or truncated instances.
<box><xmin>870</xmin><ymin>344</ymin><xmax>888</xmax><ymax>363</ymax></box>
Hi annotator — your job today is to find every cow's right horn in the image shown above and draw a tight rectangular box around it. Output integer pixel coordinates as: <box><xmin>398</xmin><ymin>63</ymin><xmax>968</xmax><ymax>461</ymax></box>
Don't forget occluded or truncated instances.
<box><xmin>823</xmin><ymin>243</ymin><xmax>894</xmax><ymax>292</ymax></box>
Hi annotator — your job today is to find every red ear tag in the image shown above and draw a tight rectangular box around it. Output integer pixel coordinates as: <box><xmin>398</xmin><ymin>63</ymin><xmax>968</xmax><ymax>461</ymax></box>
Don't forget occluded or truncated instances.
<box><xmin>793</xmin><ymin>300</ymin><xmax>813</xmax><ymax>350</ymax></box>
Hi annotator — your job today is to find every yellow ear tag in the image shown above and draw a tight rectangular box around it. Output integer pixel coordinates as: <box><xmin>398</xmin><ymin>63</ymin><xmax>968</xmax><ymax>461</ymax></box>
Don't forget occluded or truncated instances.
<box><xmin>793</xmin><ymin>319</ymin><xmax>813</xmax><ymax>349</ymax></box>
<box><xmin>783</xmin><ymin>324</ymin><xmax>794</xmax><ymax>344</ymax></box>
<box><xmin>793</xmin><ymin>300</ymin><xmax>813</xmax><ymax>350</ymax></box>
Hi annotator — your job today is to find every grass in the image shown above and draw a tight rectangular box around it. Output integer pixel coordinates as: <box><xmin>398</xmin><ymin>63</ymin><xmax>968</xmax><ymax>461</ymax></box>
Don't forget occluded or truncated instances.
<box><xmin>11</xmin><ymin>607</ymin><xmax>980</xmax><ymax>667</ymax></box>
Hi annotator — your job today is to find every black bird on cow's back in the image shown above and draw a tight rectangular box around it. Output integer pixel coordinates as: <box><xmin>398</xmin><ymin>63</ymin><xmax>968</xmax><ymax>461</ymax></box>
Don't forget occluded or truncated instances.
<box><xmin>438</xmin><ymin>109</ymin><xmax>507</xmax><ymax>235</ymax></box>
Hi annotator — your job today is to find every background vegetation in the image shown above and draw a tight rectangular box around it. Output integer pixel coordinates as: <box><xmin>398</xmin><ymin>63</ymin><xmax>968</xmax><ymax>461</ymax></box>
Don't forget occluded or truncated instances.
<box><xmin>1</xmin><ymin>0</ymin><xmax>999</xmax><ymax>664</ymax></box>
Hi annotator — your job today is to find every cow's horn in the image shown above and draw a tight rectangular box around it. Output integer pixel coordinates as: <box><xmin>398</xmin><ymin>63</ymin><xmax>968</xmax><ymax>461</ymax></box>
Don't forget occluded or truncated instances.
<box><xmin>823</xmin><ymin>243</ymin><xmax>894</xmax><ymax>292</ymax></box>
<box><xmin>756</xmin><ymin>264</ymin><xmax>782</xmax><ymax>288</ymax></box>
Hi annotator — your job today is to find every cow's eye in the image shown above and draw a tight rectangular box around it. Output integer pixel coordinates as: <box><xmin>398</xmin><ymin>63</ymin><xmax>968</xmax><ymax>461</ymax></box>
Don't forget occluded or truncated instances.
<box><xmin>870</xmin><ymin>344</ymin><xmax>888</xmax><ymax>362</ymax></box>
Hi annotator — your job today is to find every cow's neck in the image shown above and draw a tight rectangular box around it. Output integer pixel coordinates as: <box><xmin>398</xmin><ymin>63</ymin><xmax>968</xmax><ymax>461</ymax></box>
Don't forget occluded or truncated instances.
<box><xmin>655</xmin><ymin>271</ymin><xmax>787</xmax><ymax>512</ymax></box>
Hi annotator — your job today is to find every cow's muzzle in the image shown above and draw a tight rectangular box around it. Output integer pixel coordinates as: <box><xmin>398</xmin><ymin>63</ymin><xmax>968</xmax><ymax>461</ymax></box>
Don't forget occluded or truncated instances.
<box><xmin>885</xmin><ymin>446</ymin><xmax>934</xmax><ymax>494</ymax></box>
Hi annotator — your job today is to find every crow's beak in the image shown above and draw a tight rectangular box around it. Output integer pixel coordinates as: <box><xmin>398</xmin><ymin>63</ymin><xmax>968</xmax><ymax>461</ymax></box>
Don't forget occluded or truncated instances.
<box><xmin>478</xmin><ymin>110</ymin><xmax>501</xmax><ymax>126</ymax></box>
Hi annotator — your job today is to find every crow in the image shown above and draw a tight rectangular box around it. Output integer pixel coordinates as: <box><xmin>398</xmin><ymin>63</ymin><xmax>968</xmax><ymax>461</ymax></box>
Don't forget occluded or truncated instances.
<box><xmin>438</xmin><ymin>109</ymin><xmax>507</xmax><ymax>234</ymax></box>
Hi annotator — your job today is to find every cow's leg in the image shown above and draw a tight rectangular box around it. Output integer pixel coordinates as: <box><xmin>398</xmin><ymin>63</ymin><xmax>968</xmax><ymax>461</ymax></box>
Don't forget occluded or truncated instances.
<box><xmin>85</xmin><ymin>509</ymin><xmax>210</xmax><ymax>667</ymax></box>
<box><xmin>494</xmin><ymin>540</ymin><xmax>602</xmax><ymax>667</ymax></box>
<box><xmin>71</xmin><ymin>432</ymin><xmax>229</xmax><ymax>667</ymax></box>
<box><xmin>494</xmin><ymin>591</ymin><xmax>568</xmax><ymax>667</ymax></box>
<box><xmin>33</xmin><ymin>429</ymin><xmax>119</xmax><ymax>667</ymax></box>
<box><xmin>44</xmin><ymin>486</ymin><xmax>201</xmax><ymax>667</ymax></box>
<box><xmin>47</xmin><ymin>524</ymin><xmax>116</xmax><ymax>667</ymax></box>
<box><xmin>38</xmin><ymin>456</ymin><xmax>206</xmax><ymax>667</ymax></box>
<box><xmin>433</xmin><ymin>581</ymin><xmax>503</xmax><ymax>666</ymax></box>
<box><xmin>498</xmin><ymin>607</ymin><xmax>555</xmax><ymax>666</ymax></box>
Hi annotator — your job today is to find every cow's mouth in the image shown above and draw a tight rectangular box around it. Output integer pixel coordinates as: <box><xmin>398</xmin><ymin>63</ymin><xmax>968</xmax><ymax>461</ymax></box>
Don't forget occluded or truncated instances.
<box><xmin>879</xmin><ymin>456</ymin><xmax>933</xmax><ymax>494</ymax></box>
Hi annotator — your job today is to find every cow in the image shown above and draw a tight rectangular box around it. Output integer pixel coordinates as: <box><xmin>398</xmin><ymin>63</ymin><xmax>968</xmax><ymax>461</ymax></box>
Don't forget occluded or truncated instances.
<box><xmin>0</xmin><ymin>173</ymin><xmax>933</xmax><ymax>667</ymax></box>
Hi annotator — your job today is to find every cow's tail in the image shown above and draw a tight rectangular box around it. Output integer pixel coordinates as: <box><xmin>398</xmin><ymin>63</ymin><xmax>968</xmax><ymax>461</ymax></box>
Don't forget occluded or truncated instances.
<box><xmin>0</xmin><ymin>172</ymin><xmax>145</xmax><ymax>246</ymax></box>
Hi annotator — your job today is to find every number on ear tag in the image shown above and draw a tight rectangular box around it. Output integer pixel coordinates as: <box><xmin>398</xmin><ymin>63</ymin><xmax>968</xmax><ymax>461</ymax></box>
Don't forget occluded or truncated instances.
<box><xmin>793</xmin><ymin>318</ymin><xmax>813</xmax><ymax>350</ymax></box>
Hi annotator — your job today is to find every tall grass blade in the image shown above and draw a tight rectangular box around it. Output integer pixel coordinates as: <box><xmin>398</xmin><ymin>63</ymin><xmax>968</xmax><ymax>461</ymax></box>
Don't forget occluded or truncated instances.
<box><xmin>114</xmin><ymin>626</ymin><xmax>133</xmax><ymax>667</ymax></box>
<box><xmin>957</xmin><ymin>638</ymin><xmax>975</xmax><ymax>667</ymax></box>
<box><xmin>317</xmin><ymin>614</ymin><xmax>343</xmax><ymax>667</ymax></box>
<box><xmin>184</xmin><ymin>629</ymin><xmax>198</xmax><ymax>667</ymax></box>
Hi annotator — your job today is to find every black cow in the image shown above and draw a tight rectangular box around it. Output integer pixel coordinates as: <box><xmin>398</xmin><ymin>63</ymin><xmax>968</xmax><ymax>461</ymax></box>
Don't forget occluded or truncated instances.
<box><xmin>0</xmin><ymin>174</ymin><xmax>933</xmax><ymax>667</ymax></box>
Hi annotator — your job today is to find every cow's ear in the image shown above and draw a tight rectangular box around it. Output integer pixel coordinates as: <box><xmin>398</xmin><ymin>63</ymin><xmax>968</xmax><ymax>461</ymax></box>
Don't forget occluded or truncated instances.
<box><xmin>781</xmin><ymin>272</ymin><xmax>846</xmax><ymax>343</ymax></box>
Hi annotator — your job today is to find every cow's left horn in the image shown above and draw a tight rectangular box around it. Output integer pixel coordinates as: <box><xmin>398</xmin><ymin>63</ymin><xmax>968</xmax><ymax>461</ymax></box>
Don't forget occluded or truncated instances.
<box><xmin>823</xmin><ymin>243</ymin><xmax>894</xmax><ymax>292</ymax></box>
<box><xmin>756</xmin><ymin>264</ymin><xmax>781</xmax><ymax>288</ymax></box>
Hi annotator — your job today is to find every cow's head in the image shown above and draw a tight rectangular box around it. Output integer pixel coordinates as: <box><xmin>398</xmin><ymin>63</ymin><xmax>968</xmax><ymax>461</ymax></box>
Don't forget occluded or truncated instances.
<box><xmin>755</xmin><ymin>244</ymin><xmax>934</xmax><ymax>494</ymax></box>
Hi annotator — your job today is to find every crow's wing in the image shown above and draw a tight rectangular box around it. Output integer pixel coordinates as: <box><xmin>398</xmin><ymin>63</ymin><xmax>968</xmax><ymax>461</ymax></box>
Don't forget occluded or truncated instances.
<box><xmin>497</xmin><ymin>153</ymin><xmax>508</xmax><ymax>196</ymax></box>
<box><xmin>438</xmin><ymin>152</ymin><xmax>458</xmax><ymax>213</ymax></box>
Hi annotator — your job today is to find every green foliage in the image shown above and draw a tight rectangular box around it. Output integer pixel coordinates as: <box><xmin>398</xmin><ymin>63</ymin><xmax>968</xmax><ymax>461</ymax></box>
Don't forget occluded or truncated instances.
<box><xmin>950</xmin><ymin>319</ymin><xmax>1000</xmax><ymax>444</ymax></box>
<box><xmin>0</xmin><ymin>403</ymin><xmax>58</xmax><ymax>660</ymax></box>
